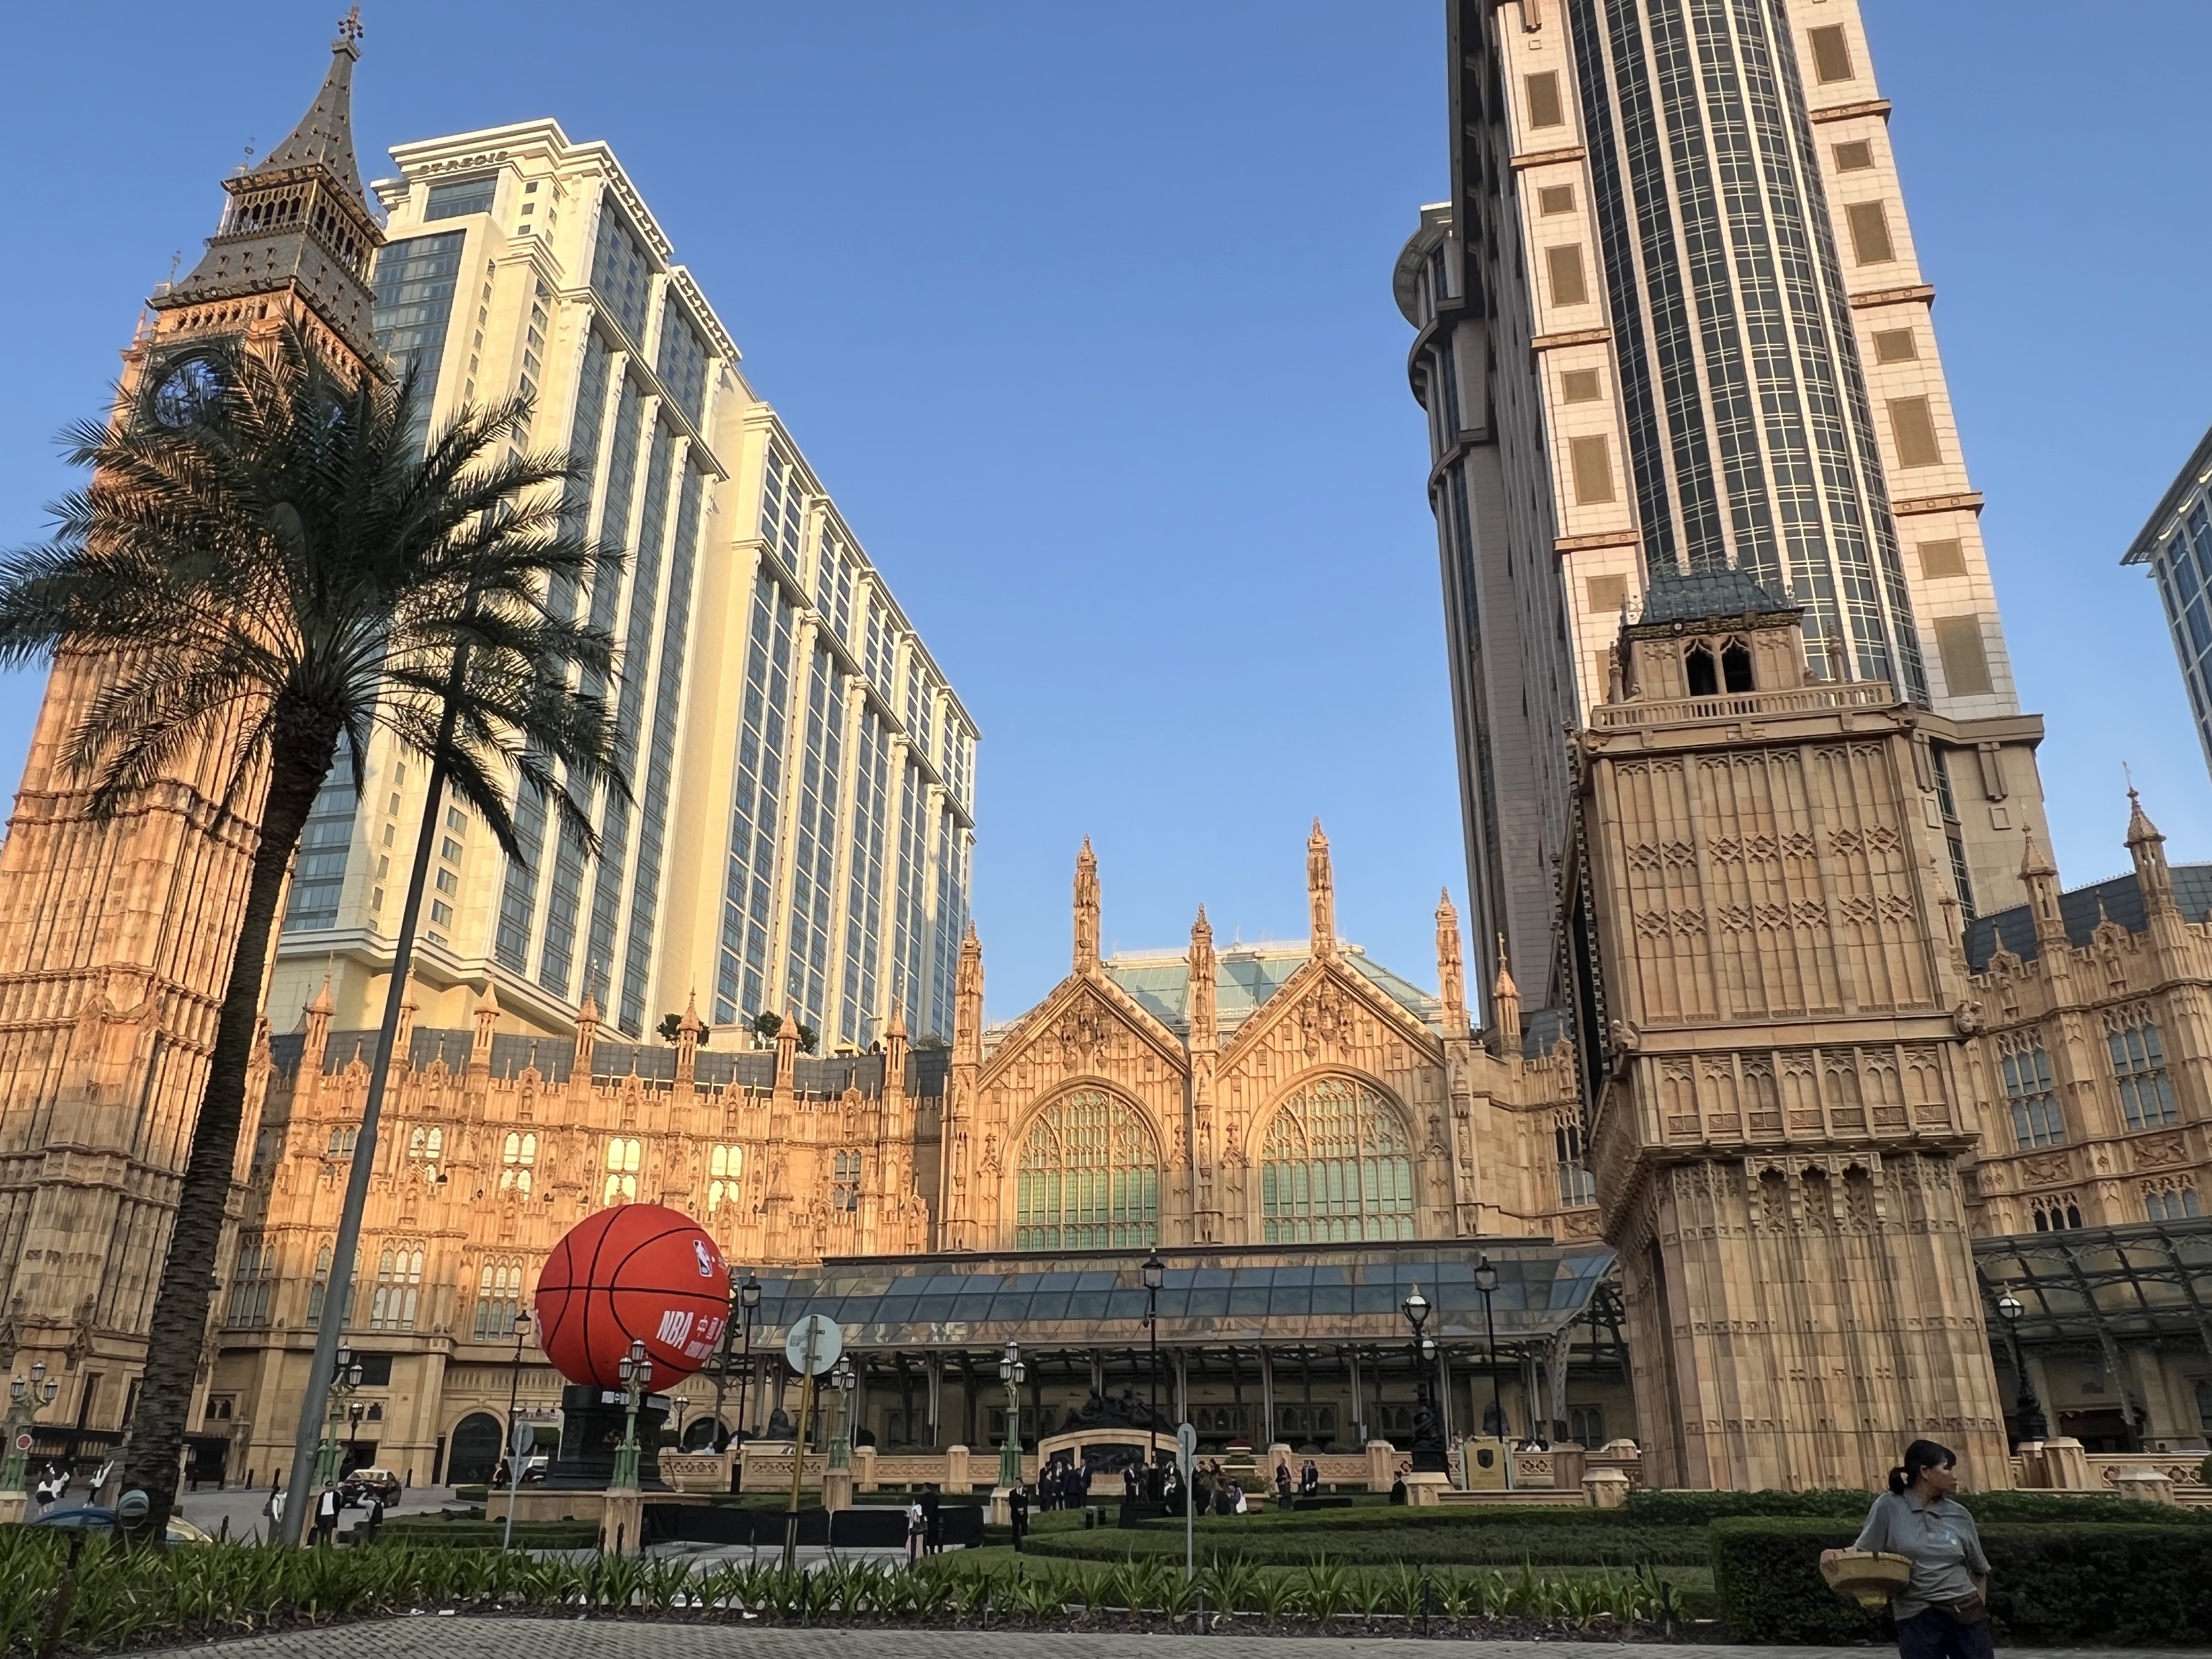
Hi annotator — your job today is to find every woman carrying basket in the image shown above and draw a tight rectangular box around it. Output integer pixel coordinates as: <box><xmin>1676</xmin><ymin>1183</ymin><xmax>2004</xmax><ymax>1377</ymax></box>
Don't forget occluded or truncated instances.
<box><xmin>1824</xmin><ymin>1440</ymin><xmax>1993</xmax><ymax>1659</ymax></box>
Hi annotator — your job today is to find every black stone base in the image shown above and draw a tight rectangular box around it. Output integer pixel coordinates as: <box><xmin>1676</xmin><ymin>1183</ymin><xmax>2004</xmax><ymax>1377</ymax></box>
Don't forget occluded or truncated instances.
<box><xmin>543</xmin><ymin>1383</ymin><xmax>670</xmax><ymax>1490</ymax></box>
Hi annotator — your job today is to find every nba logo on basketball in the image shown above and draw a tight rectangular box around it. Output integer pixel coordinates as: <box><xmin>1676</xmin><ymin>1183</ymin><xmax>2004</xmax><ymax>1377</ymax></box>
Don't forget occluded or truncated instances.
<box><xmin>534</xmin><ymin>1204</ymin><xmax>733</xmax><ymax>1389</ymax></box>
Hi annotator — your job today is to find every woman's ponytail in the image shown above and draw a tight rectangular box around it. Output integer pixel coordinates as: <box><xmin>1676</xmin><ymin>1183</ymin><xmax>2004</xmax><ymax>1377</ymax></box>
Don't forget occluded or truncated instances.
<box><xmin>1894</xmin><ymin>1440</ymin><xmax>1956</xmax><ymax>1495</ymax></box>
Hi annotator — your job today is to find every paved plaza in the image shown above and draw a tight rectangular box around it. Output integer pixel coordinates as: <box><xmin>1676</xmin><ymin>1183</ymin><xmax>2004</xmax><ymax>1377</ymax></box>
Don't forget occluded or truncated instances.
<box><xmin>148</xmin><ymin>1617</ymin><xmax>2212</xmax><ymax>1659</ymax></box>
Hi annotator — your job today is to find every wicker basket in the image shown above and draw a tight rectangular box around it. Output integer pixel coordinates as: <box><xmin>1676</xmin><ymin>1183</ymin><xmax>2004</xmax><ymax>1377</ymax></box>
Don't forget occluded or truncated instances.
<box><xmin>1819</xmin><ymin>1549</ymin><xmax>1912</xmax><ymax>1609</ymax></box>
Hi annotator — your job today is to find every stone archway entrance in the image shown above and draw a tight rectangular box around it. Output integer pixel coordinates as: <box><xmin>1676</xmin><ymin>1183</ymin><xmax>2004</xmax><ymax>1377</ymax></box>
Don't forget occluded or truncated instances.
<box><xmin>447</xmin><ymin>1412</ymin><xmax>504</xmax><ymax>1485</ymax></box>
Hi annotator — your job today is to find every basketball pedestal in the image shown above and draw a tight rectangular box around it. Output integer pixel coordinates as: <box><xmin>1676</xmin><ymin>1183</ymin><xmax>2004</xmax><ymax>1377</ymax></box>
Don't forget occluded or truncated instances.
<box><xmin>548</xmin><ymin>1385</ymin><xmax>670</xmax><ymax>1489</ymax></box>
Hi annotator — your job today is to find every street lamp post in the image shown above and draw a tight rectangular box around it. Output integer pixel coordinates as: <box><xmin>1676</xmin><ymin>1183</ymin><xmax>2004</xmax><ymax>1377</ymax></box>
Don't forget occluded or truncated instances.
<box><xmin>2</xmin><ymin>1362</ymin><xmax>60</xmax><ymax>1494</ymax></box>
<box><xmin>997</xmin><ymin>1340</ymin><xmax>1025</xmax><ymax>1489</ymax></box>
<box><xmin>1141</xmin><ymin>1249</ymin><xmax>1165</xmax><ymax>1474</ymax></box>
<box><xmin>346</xmin><ymin>1403</ymin><xmax>366</xmax><ymax>1474</ymax></box>
<box><xmin>1995</xmin><ymin>1294</ymin><xmax>2049</xmax><ymax>1443</ymax></box>
<box><xmin>1472</xmin><ymin>1256</ymin><xmax>1505</xmax><ymax>1444</ymax></box>
<box><xmin>613</xmin><ymin>1339</ymin><xmax>652</xmax><ymax>1489</ymax></box>
<box><xmin>828</xmin><ymin>1355</ymin><xmax>857</xmax><ymax>1470</ymax></box>
<box><xmin>726</xmin><ymin>1272</ymin><xmax>762</xmax><ymax>1448</ymax></box>
<box><xmin>313</xmin><ymin>1347</ymin><xmax>364</xmax><ymax>1488</ymax></box>
<box><xmin>1401</xmin><ymin>1283</ymin><xmax>1442</xmax><ymax>1471</ymax></box>
<box><xmin>505</xmin><ymin>1310</ymin><xmax>533</xmax><ymax>1458</ymax></box>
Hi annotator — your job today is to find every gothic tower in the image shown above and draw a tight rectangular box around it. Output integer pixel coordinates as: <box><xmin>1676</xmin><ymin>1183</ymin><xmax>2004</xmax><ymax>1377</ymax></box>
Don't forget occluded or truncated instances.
<box><xmin>0</xmin><ymin>20</ymin><xmax>382</xmax><ymax>1423</ymax></box>
<box><xmin>1576</xmin><ymin>567</ymin><xmax>2006</xmax><ymax>1491</ymax></box>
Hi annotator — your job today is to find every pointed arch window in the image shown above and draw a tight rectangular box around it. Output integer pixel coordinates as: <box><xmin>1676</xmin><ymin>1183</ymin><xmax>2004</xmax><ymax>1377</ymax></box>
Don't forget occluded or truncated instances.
<box><xmin>370</xmin><ymin>1241</ymin><xmax>426</xmax><ymax>1331</ymax></box>
<box><xmin>1260</xmin><ymin>1076</ymin><xmax>1415</xmax><ymax>1243</ymax></box>
<box><xmin>708</xmin><ymin>1145</ymin><xmax>745</xmax><ymax>1212</ymax></box>
<box><xmin>603</xmin><ymin>1138</ymin><xmax>642</xmax><ymax>1205</ymax></box>
<box><xmin>500</xmin><ymin>1132</ymin><xmax>538</xmax><ymax>1198</ymax></box>
<box><xmin>472</xmin><ymin>1257</ymin><xmax>527</xmax><ymax>1340</ymax></box>
<box><xmin>1014</xmin><ymin>1090</ymin><xmax>1159</xmax><ymax>1250</ymax></box>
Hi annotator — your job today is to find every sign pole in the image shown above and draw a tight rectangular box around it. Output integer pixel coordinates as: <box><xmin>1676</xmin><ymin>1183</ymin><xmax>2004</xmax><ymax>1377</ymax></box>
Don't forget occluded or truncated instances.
<box><xmin>1177</xmin><ymin>1420</ymin><xmax>1198</xmax><ymax>1583</ymax></box>
<box><xmin>782</xmin><ymin>1321</ymin><xmax>820</xmax><ymax>1574</ymax></box>
<box><xmin>503</xmin><ymin>1415</ymin><xmax>534</xmax><ymax>1554</ymax></box>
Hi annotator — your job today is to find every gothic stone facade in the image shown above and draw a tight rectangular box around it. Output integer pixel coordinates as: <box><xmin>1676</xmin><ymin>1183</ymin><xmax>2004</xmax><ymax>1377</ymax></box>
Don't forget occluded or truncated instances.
<box><xmin>1579</xmin><ymin>574</ymin><xmax>2008</xmax><ymax>1493</ymax></box>
<box><xmin>183</xmin><ymin>831</ymin><xmax>1593</xmax><ymax>1485</ymax></box>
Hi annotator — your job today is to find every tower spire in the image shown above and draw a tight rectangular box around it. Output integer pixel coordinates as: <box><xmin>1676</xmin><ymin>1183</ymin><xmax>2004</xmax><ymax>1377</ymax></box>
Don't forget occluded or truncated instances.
<box><xmin>1073</xmin><ymin>837</ymin><xmax>1101</xmax><ymax>974</ymax></box>
<box><xmin>1307</xmin><ymin>819</ymin><xmax>1337</xmax><ymax>959</ymax></box>
<box><xmin>254</xmin><ymin>9</ymin><xmax>371</xmax><ymax>208</ymax></box>
<box><xmin>152</xmin><ymin>15</ymin><xmax>385</xmax><ymax>366</ymax></box>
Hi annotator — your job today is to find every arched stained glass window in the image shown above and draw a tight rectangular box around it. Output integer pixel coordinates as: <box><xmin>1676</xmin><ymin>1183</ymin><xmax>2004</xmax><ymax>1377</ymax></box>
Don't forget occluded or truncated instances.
<box><xmin>1014</xmin><ymin>1090</ymin><xmax>1159</xmax><ymax>1249</ymax></box>
<box><xmin>1260</xmin><ymin>1076</ymin><xmax>1415</xmax><ymax>1243</ymax></box>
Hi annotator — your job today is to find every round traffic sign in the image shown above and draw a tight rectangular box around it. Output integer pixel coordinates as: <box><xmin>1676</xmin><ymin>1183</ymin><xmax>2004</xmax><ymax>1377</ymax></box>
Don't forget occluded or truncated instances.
<box><xmin>13</xmin><ymin>1432</ymin><xmax>27</xmax><ymax>1451</ymax></box>
<box><xmin>510</xmin><ymin>1417</ymin><xmax>537</xmax><ymax>1459</ymax></box>
<box><xmin>782</xmin><ymin>1314</ymin><xmax>843</xmax><ymax>1376</ymax></box>
<box><xmin>1176</xmin><ymin>1422</ymin><xmax>1198</xmax><ymax>1463</ymax></box>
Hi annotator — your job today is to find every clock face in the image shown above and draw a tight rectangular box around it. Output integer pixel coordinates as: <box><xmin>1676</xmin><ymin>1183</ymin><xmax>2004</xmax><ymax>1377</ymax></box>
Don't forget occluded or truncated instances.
<box><xmin>149</xmin><ymin>357</ymin><xmax>222</xmax><ymax>429</ymax></box>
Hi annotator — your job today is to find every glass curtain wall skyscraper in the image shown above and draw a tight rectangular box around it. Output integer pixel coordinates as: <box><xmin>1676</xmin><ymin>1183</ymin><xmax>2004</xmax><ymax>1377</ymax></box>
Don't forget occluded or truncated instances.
<box><xmin>1396</xmin><ymin>0</ymin><xmax>2047</xmax><ymax>1019</ymax></box>
<box><xmin>267</xmin><ymin>121</ymin><xmax>977</xmax><ymax>1048</ymax></box>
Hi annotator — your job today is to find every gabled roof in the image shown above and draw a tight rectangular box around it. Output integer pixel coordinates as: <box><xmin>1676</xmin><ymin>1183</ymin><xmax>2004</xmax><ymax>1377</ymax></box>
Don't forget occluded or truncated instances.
<box><xmin>1966</xmin><ymin>864</ymin><xmax>2212</xmax><ymax>971</ymax></box>
<box><xmin>1099</xmin><ymin>943</ymin><xmax>1441</xmax><ymax>1039</ymax></box>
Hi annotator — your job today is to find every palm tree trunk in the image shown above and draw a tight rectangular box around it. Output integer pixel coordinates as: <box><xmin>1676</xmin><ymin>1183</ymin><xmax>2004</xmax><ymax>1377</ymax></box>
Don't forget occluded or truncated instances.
<box><xmin>126</xmin><ymin>728</ymin><xmax>336</xmax><ymax>1536</ymax></box>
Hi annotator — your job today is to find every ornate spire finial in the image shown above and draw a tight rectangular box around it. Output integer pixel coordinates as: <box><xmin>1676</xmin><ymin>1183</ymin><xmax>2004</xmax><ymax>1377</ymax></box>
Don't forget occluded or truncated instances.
<box><xmin>1306</xmin><ymin>819</ymin><xmax>1336</xmax><ymax>957</ymax></box>
<box><xmin>338</xmin><ymin>4</ymin><xmax>363</xmax><ymax>42</ymax></box>
<box><xmin>1074</xmin><ymin>837</ymin><xmax>1102</xmax><ymax>972</ymax></box>
<box><xmin>1434</xmin><ymin>890</ymin><xmax>1467</xmax><ymax>1039</ymax></box>
<box><xmin>2019</xmin><ymin>823</ymin><xmax>2057</xmax><ymax>881</ymax></box>
<box><xmin>1493</xmin><ymin>932</ymin><xmax>1519</xmax><ymax>1001</ymax></box>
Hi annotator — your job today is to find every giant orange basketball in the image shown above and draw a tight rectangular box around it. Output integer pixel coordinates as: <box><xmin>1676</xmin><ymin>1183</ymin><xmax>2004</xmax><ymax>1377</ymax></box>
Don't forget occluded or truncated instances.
<box><xmin>535</xmin><ymin>1205</ymin><xmax>730</xmax><ymax>1389</ymax></box>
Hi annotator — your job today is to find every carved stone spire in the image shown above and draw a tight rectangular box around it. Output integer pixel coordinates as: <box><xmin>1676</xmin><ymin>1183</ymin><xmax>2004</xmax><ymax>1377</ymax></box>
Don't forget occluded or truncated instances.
<box><xmin>1307</xmin><ymin>819</ymin><xmax>1337</xmax><ymax>959</ymax></box>
<box><xmin>2019</xmin><ymin>824</ymin><xmax>2067</xmax><ymax>950</ymax></box>
<box><xmin>954</xmin><ymin>922</ymin><xmax>984</xmax><ymax>1068</ymax></box>
<box><xmin>469</xmin><ymin>979</ymin><xmax>500</xmax><ymax>1074</ymax></box>
<box><xmin>1491</xmin><ymin>933</ymin><xmax>1522</xmax><ymax>1056</ymax></box>
<box><xmin>302</xmin><ymin>977</ymin><xmax>336</xmax><ymax>1074</ymax></box>
<box><xmin>775</xmin><ymin>1001</ymin><xmax>802</xmax><ymax>1087</ymax></box>
<box><xmin>1073</xmin><ymin>838</ymin><xmax>1101</xmax><ymax>974</ymax></box>
<box><xmin>883</xmin><ymin>995</ymin><xmax>910</xmax><ymax>1097</ymax></box>
<box><xmin>572</xmin><ymin>985</ymin><xmax>600</xmax><ymax>1085</ymax></box>
<box><xmin>2126</xmin><ymin>787</ymin><xmax>2177</xmax><ymax>918</ymax></box>
<box><xmin>1435</xmin><ymin>889</ymin><xmax>1468</xmax><ymax>1040</ymax></box>
<box><xmin>675</xmin><ymin>990</ymin><xmax>703</xmax><ymax>1089</ymax></box>
<box><xmin>1187</xmin><ymin>905</ymin><xmax>1217</xmax><ymax>1054</ymax></box>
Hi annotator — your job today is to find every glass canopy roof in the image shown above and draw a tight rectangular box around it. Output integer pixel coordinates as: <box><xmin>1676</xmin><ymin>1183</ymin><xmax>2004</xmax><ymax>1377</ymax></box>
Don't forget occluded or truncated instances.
<box><xmin>744</xmin><ymin>1240</ymin><xmax>1616</xmax><ymax>1352</ymax></box>
<box><xmin>1974</xmin><ymin>1218</ymin><xmax>2212</xmax><ymax>1347</ymax></box>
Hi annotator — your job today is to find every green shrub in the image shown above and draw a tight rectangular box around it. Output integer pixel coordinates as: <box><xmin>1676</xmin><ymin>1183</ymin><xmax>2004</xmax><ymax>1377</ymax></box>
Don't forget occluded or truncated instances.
<box><xmin>1023</xmin><ymin>1514</ymin><xmax>1707</xmax><ymax>1568</ymax></box>
<box><xmin>1709</xmin><ymin>1517</ymin><xmax>2212</xmax><ymax>1646</ymax></box>
<box><xmin>1634</xmin><ymin>1485</ymin><xmax>2212</xmax><ymax>1528</ymax></box>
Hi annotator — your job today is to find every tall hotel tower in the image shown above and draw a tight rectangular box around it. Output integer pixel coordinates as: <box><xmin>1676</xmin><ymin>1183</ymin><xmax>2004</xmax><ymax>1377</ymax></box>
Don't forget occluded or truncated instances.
<box><xmin>266</xmin><ymin>122</ymin><xmax>978</xmax><ymax>1050</ymax></box>
<box><xmin>1396</xmin><ymin>0</ymin><xmax>2046</xmax><ymax>1018</ymax></box>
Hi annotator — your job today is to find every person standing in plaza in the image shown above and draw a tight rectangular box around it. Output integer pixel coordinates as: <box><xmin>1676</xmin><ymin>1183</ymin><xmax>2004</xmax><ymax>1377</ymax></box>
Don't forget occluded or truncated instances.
<box><xmin>905</xmin><ymin>1497</ymin><xmax>926</xmax><ymax>1566</ymax></box>
<box><xmin>1826</xmin><ymin>1440</ymin><xmax>1993</xmax><ymax>1659</ymax></box>
<box><xmin>314</xmin><ymin>1483</ymin><xmax>341</xmax><ymax>1546</ymax></box>
<box><xmin>921</xmin><ymin>1483</ymin><xmax>943</xmax><ymax>1556</ymax></box>
<box><xmin>1008</xmin><ymin>1481</ymin><xmax>1029</xmax><ymax>1551</ymax></box>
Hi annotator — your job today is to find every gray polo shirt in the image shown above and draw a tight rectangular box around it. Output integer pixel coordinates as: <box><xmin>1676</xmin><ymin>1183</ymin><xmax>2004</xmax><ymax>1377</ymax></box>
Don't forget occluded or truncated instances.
<box><xmin>1853</xmin><ymin>1490</ymin><xmax>1991</xmax><ymax>1620</ymax></box>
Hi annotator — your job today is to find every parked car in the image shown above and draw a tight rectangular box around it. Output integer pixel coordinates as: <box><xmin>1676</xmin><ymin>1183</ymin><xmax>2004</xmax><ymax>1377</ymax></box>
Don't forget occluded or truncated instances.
<box><xmin>29</xmin><ymin>1505</ymin><xmax>214</xmax><ymax>1546</ymax></box>
<box><xmin>340</xmin><ymin>1468</ymin><xmax>402</xmax><ymax>1505</ymax></box>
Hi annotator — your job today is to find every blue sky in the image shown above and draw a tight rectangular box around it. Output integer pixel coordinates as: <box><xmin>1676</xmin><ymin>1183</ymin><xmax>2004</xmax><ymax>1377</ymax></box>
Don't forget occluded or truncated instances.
<box><xmin>2</xmin><ymin>2</ymin><xmax>2208</xmax><ymax>1024</ymax></box>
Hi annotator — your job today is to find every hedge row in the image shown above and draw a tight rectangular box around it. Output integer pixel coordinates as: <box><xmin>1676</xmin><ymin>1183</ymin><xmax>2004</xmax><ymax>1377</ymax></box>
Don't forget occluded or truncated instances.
<box><xmin>1628</xmin><ymin>1486</ymin><xmax>2212</xmax><ymax>1527</ymax></box>
<box><xmin>1709</xmin><ymin>1517</ymin><xmax>2212</xmax><ymax>1647</ymax></box>
<box><xmin>1023</xmin><ymin>1520</ymin><xmax>1708</xmax><ymax>1568</ymax></box>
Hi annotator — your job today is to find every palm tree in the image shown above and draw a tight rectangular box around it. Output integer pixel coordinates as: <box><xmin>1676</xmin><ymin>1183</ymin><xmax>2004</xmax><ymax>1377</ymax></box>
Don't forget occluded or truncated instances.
<box><xmin>0</xmin><ymin>326</ymin><xmax>627</xmax><ymax>1532</ymax></box>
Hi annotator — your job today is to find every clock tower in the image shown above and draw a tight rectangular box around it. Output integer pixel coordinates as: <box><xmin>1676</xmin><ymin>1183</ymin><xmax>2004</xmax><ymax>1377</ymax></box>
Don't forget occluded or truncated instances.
<box><xmin>0</xmin><ymin>18</ymin><xmax>384</xmax><ymax>1447</ymax></box>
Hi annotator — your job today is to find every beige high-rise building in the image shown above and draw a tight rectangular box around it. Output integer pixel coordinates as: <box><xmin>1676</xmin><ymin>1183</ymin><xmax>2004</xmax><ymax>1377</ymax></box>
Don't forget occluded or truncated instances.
<box><xmin>268</xmin><ymin>120</ymin><xmax>979</xmax><ymax>1053</ymax></box>
<box><xmin>1396</xmin><ymin>0</ymin><xmax>2045</xmax><ymax>1019</ymax></box>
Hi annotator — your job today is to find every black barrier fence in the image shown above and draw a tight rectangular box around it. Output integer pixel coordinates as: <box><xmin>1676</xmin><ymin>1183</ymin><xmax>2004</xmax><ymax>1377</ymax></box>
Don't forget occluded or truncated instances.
<box><xmin>641</xmin><ymin>1504</ymin><xmax>983</xmax><ymax>1550</ymax></box>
